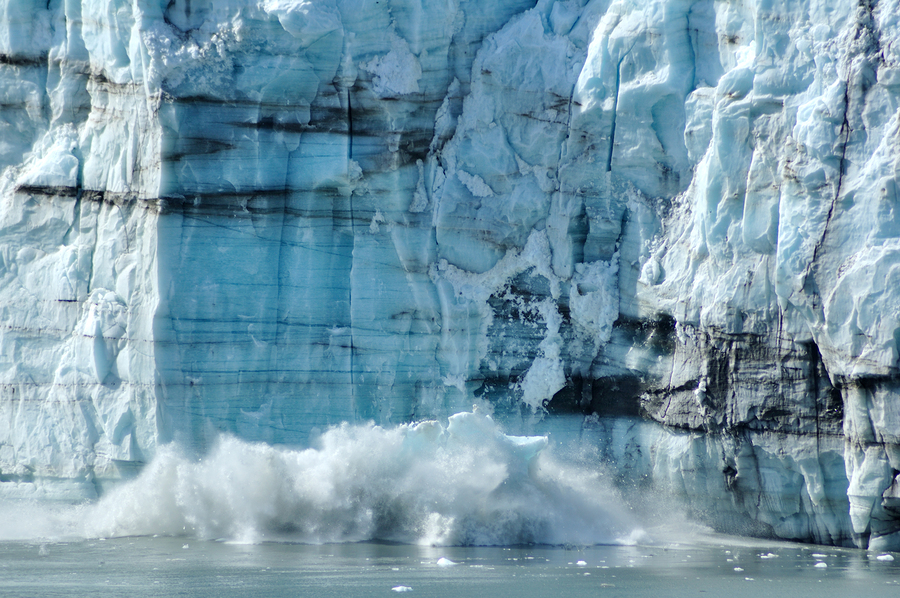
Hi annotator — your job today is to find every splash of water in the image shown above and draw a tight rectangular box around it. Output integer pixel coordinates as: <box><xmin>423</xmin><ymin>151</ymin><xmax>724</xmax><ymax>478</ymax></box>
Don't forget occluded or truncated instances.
<box><xmin>3</xmin><ymin>409</ymin><xmax>643</xmax><ymax>546</ymax></box>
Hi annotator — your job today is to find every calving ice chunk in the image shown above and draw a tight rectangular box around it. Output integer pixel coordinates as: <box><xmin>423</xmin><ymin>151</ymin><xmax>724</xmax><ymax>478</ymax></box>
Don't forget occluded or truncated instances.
<box><xmin>38</xmin><ymin>409</ymin><xmax>636</xmax><ymax>546</ymax></box>
<box><xmin>0</xmin><ymin>0</ymin><xmax>900</xmax><ymax>551</ymax></box>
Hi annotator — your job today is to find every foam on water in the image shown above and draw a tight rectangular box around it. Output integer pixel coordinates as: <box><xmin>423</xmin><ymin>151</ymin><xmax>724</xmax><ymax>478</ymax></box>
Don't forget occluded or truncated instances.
<box><xmin>1</xmin><ymin>409</ymin><xmax>641</xmax><ymax>546</ymax></box>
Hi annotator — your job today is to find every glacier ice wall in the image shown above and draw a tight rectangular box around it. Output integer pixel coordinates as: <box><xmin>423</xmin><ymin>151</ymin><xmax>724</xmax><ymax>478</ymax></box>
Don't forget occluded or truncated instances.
<box><xmin>2</xmin><ymin>0</ymin><xmax>900</xmax><ymax>549</ymax></box>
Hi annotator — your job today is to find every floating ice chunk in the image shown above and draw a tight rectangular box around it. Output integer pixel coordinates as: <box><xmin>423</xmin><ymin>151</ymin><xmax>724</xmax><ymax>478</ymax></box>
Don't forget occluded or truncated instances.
<box><xmin>876</xmin><ymin>554</ymin><xmax>895</xmax><ymax>561</ymax></box>
<box><xmin>391</xmin><ymin>586</ymin><xmax>413</xmax><ymax>592</ymax></box>
<box><xmin>436</xmin><ymin>558</ymin><xmax>457</xmax><ymax>567</ymax></box>
<box><xmin>759</xmin><ymin>553</ymin><xmax>778</xmax><ymax>559</ymax></box>
<box><xmin>734</xmin><ymin>567</ymin><xmax>744</xmax><ymax>572</ymax></box>
<box><xmin>814</xmin><ymin>562</ymin><xmax>827</xmax><ymax>568</ymax></box>
<box><xmin>576</xmin><ymin>560</ymin><xmax>587</xmax><ymax>566</ymax></box>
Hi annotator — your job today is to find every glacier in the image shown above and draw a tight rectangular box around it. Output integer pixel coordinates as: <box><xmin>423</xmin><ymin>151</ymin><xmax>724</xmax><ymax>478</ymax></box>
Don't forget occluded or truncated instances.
<box><xmin>2</xmin><ymin>0</ymin><xmax>900</xmax><ymax>550</ymax></box>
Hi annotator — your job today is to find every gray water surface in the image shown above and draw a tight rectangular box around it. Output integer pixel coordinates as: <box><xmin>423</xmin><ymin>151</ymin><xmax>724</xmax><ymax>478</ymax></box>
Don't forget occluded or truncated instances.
<box><xmin>1</xmin><ymin>536</ymin><xmax>898</xmax><ymax>597</ymax></box>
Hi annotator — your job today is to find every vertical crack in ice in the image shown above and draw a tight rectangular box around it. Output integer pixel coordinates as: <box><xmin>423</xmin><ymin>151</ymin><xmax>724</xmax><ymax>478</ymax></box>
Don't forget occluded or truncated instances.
<box><xmin>347</xmin><ymin>88</ymin><xmax>353</xmax><ymax>160</ymax></box>
<box><xmin>685</xmin><ymin>15</ymin><xmax>697</xmax><ymax>90</ymax></box>
<box><xmin>116</xmin><ymin>201</ymin><xmax>131</xmax><ymax>253</ymax></box>
<box><xmin>808</xmin><ymin>342</ymin><xmax>824</xmax><ymax>456</ymax></box>
<box><xmin>62</xmin><ymin>187</ymin><xmax>84</xmax><ymax>247</ymax></box>
<box><xmin>812</xmin><ymin>78</ymin><xmax>850</xmax><ymax>265</ymax></box>
<box><xmin>346</xmin><ymin>87</ymin><xmax>357</xmax><ymax>416</ymax></box>
<box><xmin>607</xmin><ymin>43</ymin><xmax>636</xmax><ymax>173</ymax></box>
<box><xmin>809</xmin><ymin>5</ymin><xmax>878</xmax><ymax>282</ymax></box>
<box><xmin>606</xmin><ymin>58</ymin><xmax>622</xmax><ymax>173</ymax></box>
<box><xmin>273</xmin><ymin>157</ymin><xmax>290</xmax><ymax>378</ymax></box>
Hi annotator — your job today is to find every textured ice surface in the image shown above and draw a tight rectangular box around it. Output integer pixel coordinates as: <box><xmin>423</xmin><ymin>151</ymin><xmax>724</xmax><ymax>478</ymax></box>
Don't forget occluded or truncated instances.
<box><xmin>2</xmin><ymin>0</ymin><xmax>900</xmax><ymax>549</ymax></box>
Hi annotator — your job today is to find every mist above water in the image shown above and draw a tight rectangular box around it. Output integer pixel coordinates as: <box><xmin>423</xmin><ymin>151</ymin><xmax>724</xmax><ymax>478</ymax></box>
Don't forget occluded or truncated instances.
<box><xmin>2</xmin><ymin>409</ymin><xmax>645</xmax><ymax>546</ymax></box>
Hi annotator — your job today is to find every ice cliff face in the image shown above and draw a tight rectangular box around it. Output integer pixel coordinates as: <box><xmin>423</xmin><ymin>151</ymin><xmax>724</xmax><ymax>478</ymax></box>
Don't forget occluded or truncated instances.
<box><xmin>2</xmin><ymin>0</ymin><xmax>900</xmax><ymax>549</ymax></box>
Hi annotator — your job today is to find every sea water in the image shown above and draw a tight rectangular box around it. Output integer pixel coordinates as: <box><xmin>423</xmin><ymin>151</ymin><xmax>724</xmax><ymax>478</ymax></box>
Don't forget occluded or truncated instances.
<box><xmin>1</xmin><ymin>536</ymin><xmax>898</xmax><ymax>597</ymax></box>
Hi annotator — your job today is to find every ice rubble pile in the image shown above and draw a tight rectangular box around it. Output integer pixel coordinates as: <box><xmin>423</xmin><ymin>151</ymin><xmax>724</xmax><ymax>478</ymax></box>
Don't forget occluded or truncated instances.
<box><xmin>1</xmin><ymin>0</ymin><xmax>900</xmax><ymax>549</ymax></box>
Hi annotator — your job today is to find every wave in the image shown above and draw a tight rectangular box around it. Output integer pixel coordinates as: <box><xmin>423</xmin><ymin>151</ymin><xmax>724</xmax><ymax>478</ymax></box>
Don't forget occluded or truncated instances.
<box><xmin>3</xmin><ymin>409</ymin><xmax>643</xmax><ymax>546</ymax></box>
